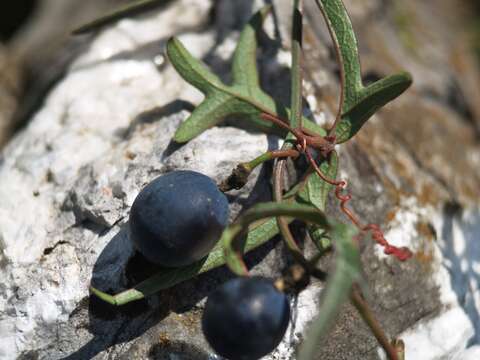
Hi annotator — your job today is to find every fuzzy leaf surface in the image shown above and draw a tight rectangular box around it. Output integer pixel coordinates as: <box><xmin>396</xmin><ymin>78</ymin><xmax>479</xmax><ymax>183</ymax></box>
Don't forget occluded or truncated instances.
<box><xmin>314</xmin><ymin>0</ymin><xmax>412</xmax><ymax>143</ymax></box>
<box><xmin>168</xmin><ymin>7</ymin><xmax>326</xmax><ymax>143</ymax></box>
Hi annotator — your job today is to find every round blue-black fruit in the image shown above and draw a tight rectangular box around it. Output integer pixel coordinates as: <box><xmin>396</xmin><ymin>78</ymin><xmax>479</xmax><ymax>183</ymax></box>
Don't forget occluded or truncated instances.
<box><xmin>129</xmin><ymin>170</ymin><xmax>229</xmax><ymax>267</ymax></box>
<box><xmin>202</xmin><ymin>276</ymin><xmax>290</xmax><ymax>360</ymax></box>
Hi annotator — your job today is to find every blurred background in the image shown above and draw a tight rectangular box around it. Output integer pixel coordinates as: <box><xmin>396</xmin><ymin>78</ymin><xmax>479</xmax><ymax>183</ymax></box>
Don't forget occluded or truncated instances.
<box><xmin>0</xmin><ymin>0</ymin><xmax>134</xmax><ymax>148</ymax></box>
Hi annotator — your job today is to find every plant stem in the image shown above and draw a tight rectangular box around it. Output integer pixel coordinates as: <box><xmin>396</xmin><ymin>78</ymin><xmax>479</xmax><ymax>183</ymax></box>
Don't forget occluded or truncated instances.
<box><xmin>248</xmin><ymin>149</ymin><xmax>300</xmax><ymax>169</ymax></box>
<box><xmin>350</xmin><ymin>285</ymin><xmax>399</xmax><ymax>360</ymax></box>
<box><xmin>273</xmin><ymin>159</ymin><xmax>326</xmax><ymax>281</ymax></box>
<box><xmin>274</xmin><ymin>160</ymin><xmax>307</xmax><ymax>258</ymax></box>
<box><xmin>291</xmin><ymin>0</ymin><xmax>304</xmax><ymax>129</ymax></box>
<box><xmin>392</xmin><ymin>339</ymin><xmax>405</xmax><ymax>360</ymax></box>
<box><xmin>219</xmin><ymin>149</ymin><xmax>299</xmax><ymax>192</ymax></box>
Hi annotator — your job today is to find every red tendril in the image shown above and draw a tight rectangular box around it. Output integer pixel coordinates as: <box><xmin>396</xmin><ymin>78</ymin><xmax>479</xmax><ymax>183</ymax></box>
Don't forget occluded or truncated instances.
<box><xmin>363</xmin><ymin>224</ymin><xmax>413</xmax><ymax>261</ymax></box>
<box><xmin>305</xmin><ymin>149</ymin><xmax>412</xmax><ymax>262</ymax></box>
<box><xmin>259</xmin><ymin>112</ymin><xmax>413</xmax><ymax>261</ymax></box>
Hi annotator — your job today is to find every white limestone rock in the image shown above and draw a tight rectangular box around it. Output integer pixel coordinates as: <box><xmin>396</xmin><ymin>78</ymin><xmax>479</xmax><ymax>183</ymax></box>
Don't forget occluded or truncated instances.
<box><xmin>0</xmin><ymin>1</ymin><xmax>242</xmax><ymax>358</ymax></box>
<box><xmin>376</xmin><ymin>203</ymin><xmax>480</xmax><ymax>359</ymax></box>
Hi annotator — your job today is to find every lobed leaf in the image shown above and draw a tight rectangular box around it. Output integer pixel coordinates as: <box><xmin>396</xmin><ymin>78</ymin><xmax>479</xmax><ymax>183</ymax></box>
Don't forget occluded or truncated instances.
<box><xmin>314</xmin><ymin>0</ymin><xmax>412</xmax><ymax>143</ymax></box>
<box><xmin>168</xmin><ymin>7</ymin><xmax>326</xmax><ymax>143</ymax></box>
<box><xmin>75</xmin><ymin>0</ymin><xmax>412</xmax><ymax>145</ymax></box>
<box><xmin>231</xmin><ymin>6</ymin><xmax>271</xmax><ymax>91</ymax></box>
<box><xmin>166</xmin><ymin>37</ymin><xmax>226</xmax><ymax>95</ymax></box>
<box><xmin>335</xmin><ymin>72</ymin><xmax>412</xmax><ymax>143</ymax></box>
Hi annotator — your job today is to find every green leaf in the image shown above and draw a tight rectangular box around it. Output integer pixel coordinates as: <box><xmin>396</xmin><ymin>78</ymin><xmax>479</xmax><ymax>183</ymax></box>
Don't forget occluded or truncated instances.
<box><xmin>231</xmin><ymin>6</ymin><xmax>269</xmax><ymax>91</ymax></box>
<box><xmin>75</xmin><ymin>0</ymin><xmax>412</xmax><ymax>145</ymax></box>
<box><xmin>274</xmin><ymin>147</ymin><xmax>337</xmax><ymax>254</ymax></box>
<box><xmin>274</xmin><ymin>0</ymin><xmax>308</xmax><ymax>262</ymax></box>
<box><xmin>91</xmin><ymin>199</ymin><xmax>327</xmax><ymax>305</ymax></box>
<box><xmin>90</xmin><ymin>215</ymin><xmax>294</xmax><ymax>305</ymax></box>
<box><xmin>73</xmin><ymin>0</ymin><xmax>173</xmax><ymax>34</ymax></box>
<box><xmin>167</xmin><ymin>7</ymin><xmax>326</xmax><ymax>143</ymax></box>
<box><xmin>298</xmin><ymin>222</ymin><xmax>361</xmax><ymax>360</ymax></box>
<box><xmin>314</xmin><ymin>0</ymin><xmax>412</xmax><ymax>143</ymax></box>
<box><xmin>335</xmin><ymin>72</ymin><xmax>412</xmax><ymax>142</ymax></box>
<box><xmin>222</xmin><ymin>202</ymin><xmax>330</xmax><ymax>276</ymax></box>
<box><xmin>296</xmin><ymin>152</ymin><xmax>338</xmax><ymax>250</ymax></box>
<box><xmin>308</xmin><ymin>224</ymin><xmax>332</xmax><ymax>253</ymax></box>
<box><xmin>297</xmin><ymin>151</ymin><xmax>338</xmax><ymax>211</ymax></box>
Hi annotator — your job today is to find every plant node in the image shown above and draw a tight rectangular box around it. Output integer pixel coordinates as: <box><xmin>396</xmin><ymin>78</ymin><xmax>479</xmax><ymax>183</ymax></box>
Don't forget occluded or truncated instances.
<box><xmin>219</xmin><ymin>163</ymin><xmax>252</xmax><ymax>192</ymax></box>
<box><xmin>275</xmin><ymin>263</ymin><xmax>310</xmax><ymax>294</ymax></box>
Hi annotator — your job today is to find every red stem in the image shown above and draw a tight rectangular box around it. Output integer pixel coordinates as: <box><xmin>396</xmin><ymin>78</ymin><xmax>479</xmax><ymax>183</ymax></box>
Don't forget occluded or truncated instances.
<box><xmin>259</xmin><ymin>111</ymin><xmax>412</xmax><ymax>261</ymax></box>
<box><xmin>305</xmin><ymin>148</ymin><xmax>412</xmax><ymax>261</ymax></box>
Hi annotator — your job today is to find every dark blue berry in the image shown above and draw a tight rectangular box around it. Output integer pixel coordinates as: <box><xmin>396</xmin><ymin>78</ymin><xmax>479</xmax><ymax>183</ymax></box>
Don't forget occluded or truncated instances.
<box><xmin>202</xmin><ymin>277</ymin><xmax>290</xmax><ymax>360</ymax></box>
<box><xmin>129</xmin><ymin>170</ymin><xmax>229</xmax><ymax>267</ymax></box>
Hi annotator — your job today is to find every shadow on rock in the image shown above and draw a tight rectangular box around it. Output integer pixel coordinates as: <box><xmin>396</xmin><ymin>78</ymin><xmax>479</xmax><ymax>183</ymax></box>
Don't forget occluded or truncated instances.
<box><xmin>118</xmin><ymin>99</ymin><xmax>195</xmax><ymax>141</ymax></box>
<box><xmin>63</xmin><ymin>219</ymin><xmax>280</xmax><ymax>359</ymax></box>
<box><xmin>147</xmin><ymin>341</ymin><xmax>212</xmax><ymax>360</ymax></box>
<box><xmin>440</xmin><ymin>203</ymin><xmax>480</xmax><ymax>346</ymax></box>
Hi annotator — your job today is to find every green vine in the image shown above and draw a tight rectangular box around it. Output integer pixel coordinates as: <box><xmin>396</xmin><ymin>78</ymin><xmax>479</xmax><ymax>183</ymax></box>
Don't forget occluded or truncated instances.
<box><xmin>77</xmin><ymin>1</ymin><xmax>412</xmax><ymax>359</ymax></box>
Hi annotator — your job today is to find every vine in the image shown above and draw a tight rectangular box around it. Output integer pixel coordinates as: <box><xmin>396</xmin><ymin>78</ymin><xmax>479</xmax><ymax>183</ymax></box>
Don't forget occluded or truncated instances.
<box><xmin>77</xmin><ymin>1</ymin><xmax>413</xmax><ymax>359</ymax></box>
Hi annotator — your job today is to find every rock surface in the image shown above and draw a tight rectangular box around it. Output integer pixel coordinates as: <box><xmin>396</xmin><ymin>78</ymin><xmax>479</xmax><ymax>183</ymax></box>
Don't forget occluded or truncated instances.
<box><xmin>0</xmin><ymin>0</ymin><xmax>479</xmax><ymax>359</ymax></box>
<box><xmin>6</xmin><ymin>0</ymin><xmax>144</xmax><ymax>148</ymax></box>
